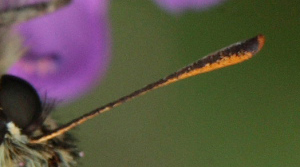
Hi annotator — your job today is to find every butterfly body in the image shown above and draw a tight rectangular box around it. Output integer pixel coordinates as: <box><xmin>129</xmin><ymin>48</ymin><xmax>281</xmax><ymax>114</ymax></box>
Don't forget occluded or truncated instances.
<box><xmin>0</xmin><ymin>120</ymin><xmax>79</xmax><ymax>167</ymax></box>
<box><xmin>0</xmin><ymin>75</ymin><xmax>80</xmax><ymax>167</ymax></box>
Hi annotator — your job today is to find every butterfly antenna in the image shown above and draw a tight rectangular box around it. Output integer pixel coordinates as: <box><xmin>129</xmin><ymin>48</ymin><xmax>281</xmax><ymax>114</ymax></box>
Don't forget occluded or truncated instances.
<box><xmin>30</xmin><ymin>34</ymin><xmax>265</xmax><ymax>143</ymax></box>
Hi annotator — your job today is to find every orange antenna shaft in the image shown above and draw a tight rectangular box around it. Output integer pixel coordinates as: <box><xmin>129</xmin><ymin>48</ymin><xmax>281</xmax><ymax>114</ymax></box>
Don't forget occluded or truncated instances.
<box><xmin>30</xmin><ymin>34</ymin><xmax>265</xmax><ymax>143</ymax></box>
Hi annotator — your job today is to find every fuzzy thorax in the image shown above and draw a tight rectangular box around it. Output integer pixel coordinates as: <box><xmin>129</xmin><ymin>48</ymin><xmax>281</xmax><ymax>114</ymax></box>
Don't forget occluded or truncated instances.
<box><xmin>0</xmin><ymin>121</ymin><xmax>80</xmax><ymax>167</ymax></box>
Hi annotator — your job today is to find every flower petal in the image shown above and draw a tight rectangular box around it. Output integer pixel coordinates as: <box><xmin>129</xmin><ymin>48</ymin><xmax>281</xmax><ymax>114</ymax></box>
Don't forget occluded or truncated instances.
<box><xmin>154</xmin><ymin>0</ymin><xmax>226</xmax><ymax>13</ymax></box>
<box><xmin>8</xmin><ymin>0</ymin><xmax>110</xmax><ymax>103</ymax></box>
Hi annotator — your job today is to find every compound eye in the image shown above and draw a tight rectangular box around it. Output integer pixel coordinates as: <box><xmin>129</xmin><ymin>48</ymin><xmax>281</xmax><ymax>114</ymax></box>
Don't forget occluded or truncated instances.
<box><xmin>0</xmin><ymin>75</ymin><xmax>42</xmax><ymax>129</ymax></box>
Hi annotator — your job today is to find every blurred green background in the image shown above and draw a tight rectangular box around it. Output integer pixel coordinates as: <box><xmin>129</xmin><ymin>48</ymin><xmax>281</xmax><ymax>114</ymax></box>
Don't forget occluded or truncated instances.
<box><xmin>57</xmin><ymin>0</ymin><xmax>300</xmax><ymax>166</ymax></box>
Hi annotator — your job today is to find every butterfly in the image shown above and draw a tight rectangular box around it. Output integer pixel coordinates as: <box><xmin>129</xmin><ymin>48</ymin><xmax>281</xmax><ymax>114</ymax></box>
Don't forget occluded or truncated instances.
<box><xmin>0</xmin><ymin>0</ymin><xmax>265</xmax><ymax>166</ymax></box>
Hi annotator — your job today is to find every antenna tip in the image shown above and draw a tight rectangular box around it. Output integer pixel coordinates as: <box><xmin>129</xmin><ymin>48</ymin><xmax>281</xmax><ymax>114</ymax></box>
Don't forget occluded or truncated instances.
<box><xmin>239</xmin><ymin>34</ymin><xmax>265</xmax><ymax>56</ymax></box>
<box><xmin>256</xmin><ymin>34</ymin><xmax>266</xmax><ymax>52</ymax></box>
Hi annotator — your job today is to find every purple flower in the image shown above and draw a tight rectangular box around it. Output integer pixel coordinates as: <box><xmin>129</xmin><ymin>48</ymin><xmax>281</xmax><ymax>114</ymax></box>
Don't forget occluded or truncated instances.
<box><xmin>153</xmin><ymin>0</ymin><xmax>226</xmax><ymax>13</ymax></box>
<box><xmin>8</xmin><ymin>0</ymin><xmax>110</xmax><ymax>103</ymax></box>
<box><xmin>8</xmin><ymin>0</ymin><xmax>223</xmax><ymax>104</ymax></box>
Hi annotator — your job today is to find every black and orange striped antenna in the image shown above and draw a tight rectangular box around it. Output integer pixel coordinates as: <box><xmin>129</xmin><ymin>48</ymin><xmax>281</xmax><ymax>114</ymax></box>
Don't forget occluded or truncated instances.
<box><xmin>30</xmin><ymin>34</ymin><xmax>265</xmax><ymax>143</ymax></box>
